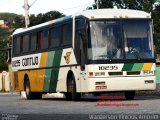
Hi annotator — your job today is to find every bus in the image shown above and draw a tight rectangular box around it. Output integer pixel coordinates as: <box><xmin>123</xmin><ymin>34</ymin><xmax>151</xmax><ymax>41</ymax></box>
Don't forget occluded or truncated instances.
<box><xmin>11</xmin><ymin>9</ymin><xmax>156</xmax><ymax>100</ymax></box>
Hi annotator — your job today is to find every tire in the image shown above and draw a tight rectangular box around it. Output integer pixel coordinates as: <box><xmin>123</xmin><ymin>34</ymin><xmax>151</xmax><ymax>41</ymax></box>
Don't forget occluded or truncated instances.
<box><xmin>25</xmin><ymin>77</ymin><xmax>34</xmax><ymax>100</ymax></box>
<box><xmin>34</xmin><ymin>92</ymin><xmax>42</xmax><ymax>99</ymax></box>
<box><xmin>66</xmin><ymin>75</ymin><xmax>81</xmax><ymax>101</ymax></box>
<box><xmin>24</xmin><ymin>77</ymin><xmax>42</xmax><ymax>100</ymax></box>
<box><xmin>64</xmin><ymin>92</ymin><xmax>72</xmax><ymax>100</ymax></box>
<box><xmin>125</xmin><ymin>91</ymin><xmax>135</xmax><ymax>100</ymax></box>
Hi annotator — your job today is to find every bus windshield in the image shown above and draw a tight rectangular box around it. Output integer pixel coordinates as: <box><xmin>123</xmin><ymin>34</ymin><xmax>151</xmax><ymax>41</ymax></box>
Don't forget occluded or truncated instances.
<box><xmin>88</xmin><ymin>19</ymin><xmax>154</xmax><ymax>60</ymax></box>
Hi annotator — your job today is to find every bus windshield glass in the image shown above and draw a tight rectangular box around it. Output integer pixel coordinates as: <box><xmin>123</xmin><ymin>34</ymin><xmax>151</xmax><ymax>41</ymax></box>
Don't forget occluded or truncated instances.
<box><xmin>88</xmin><ymin>19</ymin><xmax>154</xmax><ymax>60</ymax></box>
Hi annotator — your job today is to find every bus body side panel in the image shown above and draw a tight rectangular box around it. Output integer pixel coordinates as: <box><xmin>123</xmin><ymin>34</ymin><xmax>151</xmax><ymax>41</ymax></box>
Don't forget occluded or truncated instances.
<box><xmin>18</xmin><ymin>70</ymin><xmax>46</xmax><ymax>92</ymax></box>
<box><xmin>56</xmin><ymin>48</ymin><xmax>80</xmax><ymax>92</ymax></box>
<box><xmin>12</xmin><ymin>48</ymin><xmax>79</xmax><ymax>93</ymax></box>
<box><xmin>56</xmin><ymin>66</ymin><xmax>81</xmax><ymax>92</ymax></box>
<box><xmin>42</xmin><ymin>50</ymin><xmax>62</xmax><ymax>92</ymax></box>
<box><xmin>12</xmin><ymin>52</ymin><xmax>48</xmax><ymax>92</ymax></box>
<box><xmin>12</xmin><ymin>71</ymin><xmax>19</xmax><ymax>91</ymax></box>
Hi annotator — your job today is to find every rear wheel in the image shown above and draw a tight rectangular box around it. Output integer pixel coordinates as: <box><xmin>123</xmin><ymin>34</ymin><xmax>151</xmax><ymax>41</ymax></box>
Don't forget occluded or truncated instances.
<box><xmin>24</xmin><ymin>77</ymin><xmax>42</xmax><ymax>100</ymax></box>
<box><xmin>66</xmin><ymin>75</ymin><xmax>81</xmax><ymax>101</ymax></box>
<box><xmin>125</xmin><ymin>91</ymin><xmax>135</xmax><ymax>100</ymax></box>
<box><xmin>25</xmin><ymin>77</ymin><xmax>34</xmax><ymax>100</ymax></box>
<box><xmin>35</xmin><ymin>93</ymin><xmax>42</xmax><ymax>99</ymax></box>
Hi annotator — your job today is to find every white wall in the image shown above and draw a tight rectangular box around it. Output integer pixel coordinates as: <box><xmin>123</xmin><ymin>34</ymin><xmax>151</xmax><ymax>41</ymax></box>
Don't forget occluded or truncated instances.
<box><xmin>0</xmin><ymin>72</ymin><xmax>10</xmax><ymax>92</ymax></box>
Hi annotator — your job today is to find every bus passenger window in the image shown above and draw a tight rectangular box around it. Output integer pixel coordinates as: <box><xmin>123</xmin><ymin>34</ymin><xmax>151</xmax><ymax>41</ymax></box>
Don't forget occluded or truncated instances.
<box><xmin>30</xmin><ymin>32</ymin><xmax>37</xmax><ymax>51</ymax></box>
<box><xmin>12</xmin><ymin>38</ymin><xmax>16</xmax><ymax>55</ymax></box>
<box><xmin>22</xmin><ymin>34</ymin><xmax>29</xmax><ymax>53</ymax></box>
<box><xmin>15</xmin><ymin>37</ymin><xmax>21</xmax><ymax>55</ymax></box>
<box><xmin>62</xmin><ymin>22</ymin><xmax>72</xmax><ymax>46</ymax></box>
<box><xmin>38</xmin><ymin>32</ymin><xmax>42</xmax><ymax>50</ymax></box>
<box><xmin>13</xmin><ymin>37</ymin><xmax>20</xmax><ymax>55</ymax></box>
<box><xmin>42</xmin><ymin>30</ymin><xmax>49</xmax><ymax>49</ymax></box>
<box><xmin>50</xmin><ymin>26</ymin><xmax>61</xmax><ymax>48</ymax></box>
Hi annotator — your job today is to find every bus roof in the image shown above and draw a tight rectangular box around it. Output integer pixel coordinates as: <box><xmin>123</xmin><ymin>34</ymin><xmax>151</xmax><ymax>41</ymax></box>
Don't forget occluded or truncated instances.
<box><xmin>13</xmin><ymin>9</ymin><xmax>151</xmax><ymax>35</ymax></box>
<box><xmin>73</xmin><ymin>9</ymin><xmax>151</xmax><ymax>19</ymax></box>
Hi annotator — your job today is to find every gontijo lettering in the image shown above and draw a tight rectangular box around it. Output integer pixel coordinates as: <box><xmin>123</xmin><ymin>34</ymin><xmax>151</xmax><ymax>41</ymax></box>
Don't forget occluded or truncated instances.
<box><xmin>12</xmin><ymin>56</ymin><xmax>39</xmax><ymax>68</ymax></box>
<box><xmin>12</xmin><ymin>60</ymin><xmax>20</xmax><ymax>67</ymax></box>
<box><xmin>22</xmin><ymin>56</ymin><xmax>38</xmax><ymax>66</ymax></box>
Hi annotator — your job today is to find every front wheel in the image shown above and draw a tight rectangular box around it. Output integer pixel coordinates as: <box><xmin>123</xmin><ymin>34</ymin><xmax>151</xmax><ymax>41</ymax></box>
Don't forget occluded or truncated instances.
<box><xmin>125</xmin><ymin>91</ymin><xmax>135</xmax><ymax>100</ymax></box>
<box><xmin>66</xmin><ymin>75</ymin><xmax>81</xmax><ymax>101</ymax></box>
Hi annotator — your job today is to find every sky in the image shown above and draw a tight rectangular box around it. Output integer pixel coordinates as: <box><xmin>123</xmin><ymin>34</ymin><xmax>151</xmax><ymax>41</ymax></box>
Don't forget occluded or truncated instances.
<box><xmin>0</xmin><ymin>0</ymin><xmax>95</xmax><ymax>15</ymax></box>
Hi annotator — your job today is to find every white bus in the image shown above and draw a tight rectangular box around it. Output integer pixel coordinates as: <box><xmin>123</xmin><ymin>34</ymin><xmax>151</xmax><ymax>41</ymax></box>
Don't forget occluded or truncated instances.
<box><xmin>11</xmin><ymin>9</ymin><xmax>156</xmax><ymax>100</ymax></box>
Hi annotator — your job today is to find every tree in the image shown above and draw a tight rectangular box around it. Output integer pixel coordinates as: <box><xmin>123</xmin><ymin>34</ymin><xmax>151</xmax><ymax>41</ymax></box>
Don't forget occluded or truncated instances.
<box><xmin>29</xmin><ymin>11</ymin><xmax>65</xmax><ymax>26</ymax></box>
<box><xmin>93</xmin><ymin>0</ymin><xmax>156</xmax><ymax>12</ymax></box>
<box><xmin>93</xmin><ymin>0</ymin><xmax>114</xmax><ymax>9</ymax></box>
<box><xmin>0</xmin><ymin>40</ymin><xmax>8</xmax><ymax>70</ymax></box>
<box><xmin>29</xmin><ymin>14</ymin><xmax>37</xmax><ymax>26</ymax></box>
<box><xmin>14</xmin><ymin>16</ymin><xmax>25</xmax><ymax>28</ymax></box>
<box><xmin>0</xmin><ymin>28</ymin><xmax>11</xmax><ymax>68</ymax></box>
<box><xmin>115</xmin><ymin>0</ymin><xmax>156</xmax><ymax>12</ymax></box>
<box><xmin>152</xmin><ymin>4</ymin><xmax>160</xmax><ymax>53</ymax></box>
<box><xmin>43</xmin><ymin>11</ymin><xmax>65</xmax><ymax>22</ymax></box>
<box><xmin>0</xmin><ymin>13</ymin><xmax>24</xmax><ymax>70</ymax></box>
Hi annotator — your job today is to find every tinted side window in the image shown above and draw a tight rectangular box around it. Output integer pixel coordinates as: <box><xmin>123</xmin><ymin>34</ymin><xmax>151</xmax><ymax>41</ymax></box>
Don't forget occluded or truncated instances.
<box><xmin>14</xmin><ymin>37</ymin><xmax>21</xmax><ymax>55</ymax></box>
<box><xmin>13</xmin><ymin>38</ymin><xmax>16</xmax><ymax>55</ymax></box>
<box><xmin>38</xmin><ymin>31</ymin><xmax>42</xmax><ymax>50</ymax></box>
<box><xmin>30</xmin><ymin>32</ymin><xmax>37</xmax><ymax>51</ymax></box>
<box><xmin>42</xmin><ymin>30</ymin><xmax>48</xmax><ymax>49</ymax></box>
<box><xmin>50</xmin><ymin>25</ymin><xmax>61</xmax><ymax>48</ymax></box>
<box><xmin>62</xmin><ymin>22</ymin><xmax>72</xmax><ymax>46</ymax></box>
<box><xmin>22</xmin><ymin>34</ymin><xmax>29</xmax><ymax>53</ymax></box>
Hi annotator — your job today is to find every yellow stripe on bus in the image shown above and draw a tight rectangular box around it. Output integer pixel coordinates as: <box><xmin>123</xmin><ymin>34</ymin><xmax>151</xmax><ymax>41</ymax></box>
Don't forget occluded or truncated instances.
<box><xmin>142</xmin><ymin>63</ymin><xmax>153</xmax><ymax>71</ymax></box>
<box><xmin>40</xmin><ymin>52</ymin><xmax>48</xmax><ymax>68</ymax></box>
<box><xmin>18</xmin><ymin>70</ymin><xmax>46</xmax><ymax>92</ymax></box>
<box><xmin>29</xmin><ymin>69</ymin><xmax>46</xmax><ymax>92</ymax></box>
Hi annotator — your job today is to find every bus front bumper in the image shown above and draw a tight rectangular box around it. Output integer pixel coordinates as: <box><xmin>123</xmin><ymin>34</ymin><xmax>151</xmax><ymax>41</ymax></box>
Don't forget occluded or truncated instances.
<box><xmin>85</xmin><ymin>76</ymin><xmax>156</xmax><ymax>92</ymax></box>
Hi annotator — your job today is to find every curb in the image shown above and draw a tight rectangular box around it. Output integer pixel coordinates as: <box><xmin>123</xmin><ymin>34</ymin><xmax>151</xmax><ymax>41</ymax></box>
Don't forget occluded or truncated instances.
<box><xmin>0</xmin><ymin>92</ymin><xmax>20</xmax><ymax>95</ymax></box>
